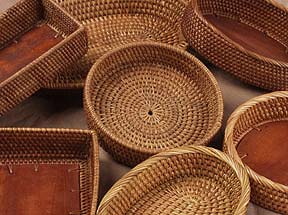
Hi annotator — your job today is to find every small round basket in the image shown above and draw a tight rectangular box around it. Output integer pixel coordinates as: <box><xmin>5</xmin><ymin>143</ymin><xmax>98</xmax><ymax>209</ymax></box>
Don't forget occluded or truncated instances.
<box><xmin>181</xmin><ymin>0</ymin><xmax>288</xmax><ymax>91</ymax></box>
<box><xmin>97</xmin><ymin>146</ymin><xmax>250</xmax><ymax>215</ymax></box>
<box><xmin>84</xmin><ymin>42</ymin><xmax>223</xmax><ymax>167</ymax></box>
<box><xmin>224</xmin><ymin>91</ymin><xmax>288</xmax><ymax>214</ymax></box>
<box><xmin>46</xmin><ymin>0</ymin><xmax>188</xmax><ymax>89</ymax></box>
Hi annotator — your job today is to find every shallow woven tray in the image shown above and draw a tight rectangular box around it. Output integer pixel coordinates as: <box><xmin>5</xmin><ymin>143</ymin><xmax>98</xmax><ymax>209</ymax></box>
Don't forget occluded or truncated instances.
<box><xmin>44</xmin><ymin>0</ymin><xmax>188</xmax><ymax>89</ymax></box>
<box><xmin>84</xmin><ymin>42</ymin><xmax>223</xmax><ymax>167</ymax></box>
<box><xmin>224</xmin><ymin>91</ymin><xmax>288</xmax><ymax>214</ymax></box>
<box><xmin>0</xmin><ymin>128</ymin><xmax>99</xmax><ymax>215</ymax></box>
<box><xmin>0</xmin><ymin>0</ymin><xmax>87</xmax><ymax>115</ymax></box>
<box><xmin>181</xmin><ymin>0</ymin><xmax>288</xmax><ymax>91</ymax></box>
<box><xmin>97</xmin><ymin>146</ymin><xmax>250</xmax><ymax>215</ymax></box>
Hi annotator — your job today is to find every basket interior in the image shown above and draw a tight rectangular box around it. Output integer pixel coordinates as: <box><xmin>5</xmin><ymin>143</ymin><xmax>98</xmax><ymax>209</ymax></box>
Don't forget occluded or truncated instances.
<box><xmin>88</xmin><ymin>44</ymin><xmax>221</xmax><ymax>151</ymax></box>
<box><xmin>99</xmin><ymin>152</ymin><xmax>243</xmax><ymax>214</ymax></box>
<box><xmin>0</xmin><ymin>130</ymin><xmax>94</xmax><ymax>215</ymax></box>
<box><xmin>0</xmin><ymin>0</ymin><xmax>79</xmax><ymax>83</ymax></box>
<box><xmin>196</xmin><ymin>0</ymin><xmax>288</xmax><ymax>62</ymax></box>
<box><xmin>231</xmin><ymin>95</ymin><xmax>288</xmax><ymax>185</ymax></box>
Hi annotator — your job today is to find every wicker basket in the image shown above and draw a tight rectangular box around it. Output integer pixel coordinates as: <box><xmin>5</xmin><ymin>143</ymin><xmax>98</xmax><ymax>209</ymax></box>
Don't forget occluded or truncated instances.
<box><xmin>97</xmin><ymin>146</ymin><xmax>250</xmax><ymax>215</ymax></box>
<box><xmin>181</xmin><ymin>0</ymin><xmax>288</xmax><ymax>91</ymax></box>
<box><xmin>84</xmin><ymin>42</ymin><xmax>223</xmax><ymax>167</ymax></box>
<box><xmin>45</xmin><ymin>0</ymin><xmax>188</xmax><ymax>89</ymax></box>
<box><xmin>0</xmin><ymin>0</ymin><xmax>87</xmax><ymax>116</ymax></box>
<box><xmin>224</xmin><ymin>91</ymin><xmax>288</xmax><ymax>214</ymax></box>
<box><xmin>0</xmin><ymin>128</ymin><xmax>99</xmax><ymax>215</ymax></box>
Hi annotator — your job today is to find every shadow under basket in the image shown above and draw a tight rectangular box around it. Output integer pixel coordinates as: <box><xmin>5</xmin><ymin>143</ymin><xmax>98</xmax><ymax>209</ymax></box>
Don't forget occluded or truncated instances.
<box><xmin>84</xmin><ymin>42</ymin><xmax>223</xmax><ymax>167</ymax></box>
<box><xmin>181</xmin><ymin>0</ymin><xmax>288</xmax><ymax>91</ymax></box>
<box><xmin>44</xmin><ymin>0</ymin><xmax>188</xmax><ymax>89</ymax></box>
<box><xmin>0</xmin><ymin>0</ymin><xmax>87</xmax><ymax>116</ymax></box>
<box><xmin>0</xmin><ymin>128</ymin><xmax>99</xmax><ymax>215</ymax></box>
<box><xmin>224</xmin><ymin>91</ymin><xmax>288</xmax><ymax>214</ymax></box>
<box><xmin>97</xmin><ymin>146</ymin><xmax>250</xmax><ymax>215</ymax></box>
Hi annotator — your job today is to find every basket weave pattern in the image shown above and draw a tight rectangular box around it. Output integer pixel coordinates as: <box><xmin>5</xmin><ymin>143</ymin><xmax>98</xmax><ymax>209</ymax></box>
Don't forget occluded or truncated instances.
<box><xmin>224</xmin><ymin>91</ymin><xmax>288</xmax><ymax>214</ymax></box>
<box><xmin>0</xmin><ymin>128</ymin><xmax>99</xmax><ymax>215</ymax></box>
<box><xmin>181</xmin><ymin>0</ymin><xmax>288</xmax><ymax>91</ymax></box>
<box><xmin>0</xmin><ymin>0</ymin><xmax>87</xmax><ymax>115</ymax></box>
<box><xmin>84</xmin><ymin>42</ymin><xmax>223</xmax><ymax>166</ymax></box>
<box><xmin>97</xmin><ymin>146</ymin><xmax>250</xmax><ymax>215</ymax></box>
<box><xmin>46</xmin><ymin>0</ymin><xmax>188</xmax><ymax>89</ymax></box>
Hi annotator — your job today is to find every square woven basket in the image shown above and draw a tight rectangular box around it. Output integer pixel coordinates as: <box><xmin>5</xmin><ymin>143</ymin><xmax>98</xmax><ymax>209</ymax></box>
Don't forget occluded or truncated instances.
<box><xmin>0</xmin><ymin>128</ymin><xmax>98</xmax><ymax>215</ymax></box>
<box><xmin>0</xmin><ymin>0</ymin><xmax>87</xmax><ymax>116</ymax></box>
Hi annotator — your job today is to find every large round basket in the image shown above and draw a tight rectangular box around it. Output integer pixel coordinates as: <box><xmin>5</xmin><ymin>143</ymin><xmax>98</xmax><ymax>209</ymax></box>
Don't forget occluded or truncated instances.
<box><xmin>181</xmin><ymin>0</ymin><xmax>288</xmax><ymax>91</ymax></box>
<box><xmin>97</xmin><ymin>146</ymin><xmax>250</xmax><ymax>215</ymax></box>
<box><xmin>224</xmin><ymin>91</ymin><xmax>288</xmax><ymax>214</ymax></box>
<box><xmin>45</xmin><ymin>0</ymin><xmax>188</xmax><ymax>89</ymax></box>
<box><xmin>84</xmin><ymin>42</ymin><xmax>223</xmax><ymax>167</ymax></box>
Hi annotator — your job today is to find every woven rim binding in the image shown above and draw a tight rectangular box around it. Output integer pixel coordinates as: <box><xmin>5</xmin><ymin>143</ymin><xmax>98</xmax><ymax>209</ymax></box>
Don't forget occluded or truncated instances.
<box><xmin>84</xmin><ymin>41</ymin><xmax>223</xmax><ymax>166</ymax></box>
<box><xmin>98</xmin><ymin>146</ymin><xmax>250</xmax><ymax>215</ymax></box>
<box><xmin>224</xmin><ymin>91</ymin><xmax>288</xmax><ymax>213</ymax></box>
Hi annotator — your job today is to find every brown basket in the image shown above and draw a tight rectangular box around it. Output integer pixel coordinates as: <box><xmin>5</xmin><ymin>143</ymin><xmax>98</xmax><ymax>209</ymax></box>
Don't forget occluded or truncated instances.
<box><xmin>84</xmin><ymin>42</ymin><xmax>223</xmax><ymax>167</ymax></box>
<box><xmin>0</xmin><ymin>0</ymin><xmax>87</xmax><ymax>116</ymax></box>
<box><xmin>97</xmin><ymin>146</ymin><xmax>250</xmax><ymax>215</ymax></box>
<box><xmin>0</xmin><ymin>128</ymin><xmax>99</xmax><ymax>215</ymax></box>
<box><xmin>181</xmin><ymin>0</ymin><xmax>288</xmax><ymax>91</ymax></box>
<box><xmin>44</xmin><ymin>0</ymin><xmax>188</xmax><ymax>89</ymax></box>
<box><xmin>224</xmin><ymin>91</ymin><xmax>288</xmax><ymax>214</ymax></box>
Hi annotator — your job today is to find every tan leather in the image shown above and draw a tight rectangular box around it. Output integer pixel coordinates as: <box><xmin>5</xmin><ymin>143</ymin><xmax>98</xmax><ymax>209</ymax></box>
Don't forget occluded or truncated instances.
<box><xmin>0</xmin><ymin>0</ymin><xmax>19</xmax><ymax>13</ymax></box>
<box><xmin>237</xmin><ymin>121</ymin><xmax>288</xmax><ymax>185</ymax></box>
<box><xmin>0</xmin><ymin>164</ymin><xmax>80</xmax><ymax>215</ymax></box>
<box><xmin>205</xmin><ymin>15</ymin><xmax>288</xmax><ymax>63</ymax></box>
<box><xmin>0</xmin><ymin>24</ymin><xmax>63</xmax><ymax>83</ymax></box>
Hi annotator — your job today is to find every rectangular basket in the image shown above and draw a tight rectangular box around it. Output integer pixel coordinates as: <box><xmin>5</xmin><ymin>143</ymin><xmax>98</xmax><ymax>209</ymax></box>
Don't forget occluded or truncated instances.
<box><xmin>0</xmin><ymin>128</ymin><xmax>98</xmax><ymax>215</ymax></box>
<box><xmin>0</xmin><ymin>0</ymin><xmax>87</xmax><ymax>116</ymax></box>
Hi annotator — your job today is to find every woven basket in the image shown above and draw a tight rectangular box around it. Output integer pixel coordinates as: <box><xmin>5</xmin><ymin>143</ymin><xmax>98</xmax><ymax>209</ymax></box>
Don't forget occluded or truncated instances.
<box><xmin>97</xmin><ymin>146</ymin><xmax>250</xmax><ymax>215</ymax></box>
<box><xmin>45</xmin><ymin>0</ymin><xmax>188</xmax><ymax>89</ymax></box>
<box><xmin>224</xmin><ymin>91</ymin><xmax>288</xmax><ymax>214</ymax></box>
<box><xmin>0</xmin><ymin>128</ymin><xmax>99</xmax><ymax>215</ymax></box>
<box><xmin>0</xmin><ymin>0</ymin><xmax>87</xmax><ymax>116</ymax></box>
<box><xmin>84</xmin><ymin>42</ymin><xmax>223</xmax><ymax>167</ymax></box>
<box><xmin>181</xmin><ymin>0</ymin><xmax>288</xmax><ymax>91</ymax></box>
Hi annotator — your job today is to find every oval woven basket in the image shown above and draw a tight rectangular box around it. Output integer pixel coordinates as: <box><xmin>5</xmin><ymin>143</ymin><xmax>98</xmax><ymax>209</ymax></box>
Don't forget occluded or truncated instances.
<box><xmin>97</xmin><ymin>146</ymin><xmax>250</xmax><ymax>215</ymax></box>
<box><xmin>84</xmin><ymin>42</ymin><xmax>223</xmax><ymax>167</ymax></box>
<box><xmin>45</xmin><ymin>0</ymin><xmax>188</xmax><ymax>89</ymax></box>
<box><xmin>181</xmin><ymin>0</ymin><xmax>288</xmax><ymax>91</ymax></box>
<box><xmin>224</xmin><ymin>91</ymin><xmax>288</xmax><ymax>214</ymax></box>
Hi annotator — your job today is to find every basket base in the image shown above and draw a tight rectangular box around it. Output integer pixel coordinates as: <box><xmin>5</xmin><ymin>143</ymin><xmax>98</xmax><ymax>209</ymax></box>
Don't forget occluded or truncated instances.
<box><xmin>237</xmin><ymin>120</ymin><xmax>288</xmax><ymax>185</ymax></box>
<box><xmin>0</xmin><ymin>23</ymin><xmax>63</xmax><ymax>83</ymax></box>
<box><xmin>205</xmin><ymin>14</ymin><xmax>288</xmax><ymax>63</ymax></box>
<box><xmin>0</xmin><ymin>163</ymin><xmax>80</xmax><ymax>215</ymax></box>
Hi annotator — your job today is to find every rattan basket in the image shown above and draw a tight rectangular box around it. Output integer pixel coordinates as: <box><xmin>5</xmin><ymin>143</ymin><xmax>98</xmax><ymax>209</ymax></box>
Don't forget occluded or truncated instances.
<box><xmin>0</xmin><ymin>128</ymin><xmax>99</xmax><ymax>215</ymax></box>
<box><xmin>224</xmin><ymin>91</ymin><xmax>288</xmax><ymax>214</ymax></box>
<box><xmin>0</xmin><ymin>0</ymin><xmax>87</xmax><ymax>116</ymax></box>
<box><xmin>84</xmin><ymin>42</ymin><xmax>223</xmax><ymax>167</ymax></box>
<box><xmin>97</xmin><ymin>146</ymin><xmax>250</xmax><ymax>215</ymax></box>
<box><xmin>45</xmin><ymin>0</ymin><xmax>188</xmax><ymax>89</ymax></box>
<box><xmin>181</xmin><ymin>0</ymin><xmax>288</xmax><ymax>91</ymax></box>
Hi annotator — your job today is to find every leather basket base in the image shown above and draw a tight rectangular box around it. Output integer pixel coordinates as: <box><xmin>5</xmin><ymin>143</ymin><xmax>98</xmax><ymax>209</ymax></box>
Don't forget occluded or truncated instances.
<box><xmin>237</xmin><ymin>120</ymin><xmax>288</xmax><ymax>185</ymax></box>
<box><xmin>205</xmin><ymin>15</ymin><xmax>288</xmax><ymax>63</ymax></box>
<box><xmin>0</xmin><ymin>24</ymin><xmax>63</xmax><ymax>83</ymax></box>
<box><xmin>0</xmin><ymin>163</ymin><xmax>80</xmax><ymax>215</ymax></box>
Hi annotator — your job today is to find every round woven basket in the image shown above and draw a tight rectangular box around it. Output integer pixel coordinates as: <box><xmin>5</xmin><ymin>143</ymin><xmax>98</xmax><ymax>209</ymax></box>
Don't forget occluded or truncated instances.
<box><xmin>45</xmin><ymin>0</ymin><xmax>188</xmax><ymax>89</ymax></box>
<box><xmin>181</xmin><ymin>0</ymin><xmax>288</xmax><ymax>91</ymax></box>
<box><xmin>84</xmin><ymin>42</ymin><xmax>223</xmax><ymax>167</ymax></box>
<box><xmin>224</xmin><ymin>91</ymin><xmax>288</xmax><ymax>214</ymax></box>
<box><xmin>97</xmin><ymin>146</ymin><xmax>250</xmax><ymax>215</ymax></box>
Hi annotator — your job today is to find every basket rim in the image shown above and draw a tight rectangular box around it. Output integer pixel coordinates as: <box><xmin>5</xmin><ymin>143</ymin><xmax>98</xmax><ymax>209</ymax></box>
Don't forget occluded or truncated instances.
<box><xmin>84</xmin><ymin>41</ymin><xmax>224</xmax><ymax>154</ymax></box>
<box><xmin>0</xmin><ymin>0</ymin><xmax>85</xmax><ymax>88</ymax></box>
<box><xmin>224</xmin><ymin>91</ymin><xmax>288</xmax><ymax>193</ymax></box>
<box><xmin>189</xmin><ymin>0</ymin><xmax>288</xmax><ymax>67</ymax></box>
<box><xmin>97</xmin><ymin>145</ymin><xmax>250</xmax><ymax>214</ymax></box>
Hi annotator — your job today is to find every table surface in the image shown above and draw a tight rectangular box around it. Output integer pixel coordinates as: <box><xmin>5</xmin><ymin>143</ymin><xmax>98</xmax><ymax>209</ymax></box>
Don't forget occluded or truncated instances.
<box><xmin>1</xmin><ymin>0</ymin><xmax>287</xmax><ymax>214</ymax></box>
